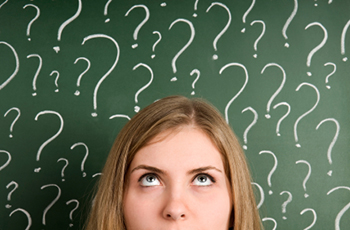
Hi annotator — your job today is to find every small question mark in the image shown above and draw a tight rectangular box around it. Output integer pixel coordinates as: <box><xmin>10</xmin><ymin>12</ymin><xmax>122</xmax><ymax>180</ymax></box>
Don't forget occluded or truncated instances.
<box><xmin>206</xmin><ymin>2</ymin><xmax>231</xmax><ymax>60</ymax></box>
<box><xmin>190</xmin><ymin>69</ymin><xmax>200</xmax><ymax>95</ymax></box>
<box><xmin>305</xmin><ymin>22</ymin><xmax>328</xmax><ymax>76</ymax></box>
<box><xmin>241</xmin><ymin>0</ymin><xmax>256</xmax><ymax>33</ymax></box>
<box><xmin>57</xmin><ymin>158</ymin><xmax>69</xmax><ymax>182</ymax></box>
<box><xmin>327</xmin><ymin>186</ymin><xmax>350</xmax><ymax>230</ymax></box>
<box><xmin>341</xmin><ymin>20</ymin><xmax>350</xmax><ymax>61</ymax></box>
<box><xmin>280</xmin><ymin>191</ymin><xmax>292</xmax><ymax>219</ymax></box>
<box><xmin>300</xmin><ymin>208</ymin><xmax>317</xmax><ymax>230</ymax></box>
<box><xmin>0</xmin><ymin>41</ymin><xmax>20</xmax><ymax>91</ymax></box>
<box><xmin>316</xmin><ymin>118</ymin><xmax>339</xmax><ymax>176</ymax></box>
<box><xmin>74</xmin><ymin>57</ymin><xmax>91</xmax><ymax>96</ymax></box>
<box><xmin>70</xmin><ymin>142</ymin><xmax>89</xmax><ymax>177</ymax></box>
<box><xmin>53</xmin><ymin>0</ymin><xmax>82</xmax><ymax>53</ymax></box>
<box><xmin>250</xmin><ymin>20</ymin><xmax>266</xmax><ymax>58</ymax></box>
<box><xmin>125</xmin><ymin>4</ymin><xmax>150</xmax><ymax>49</ymax></box>
<box><xmin>251</xmin><ymin>182</ymin><xmax>265</xmax><ymax>209</ymax></box>
<box><xmin>104</xmin><ymin>0</ymin><xmax>112</xmax><ymax>23</ymax></box>
<box><xmin>259</xmin><ymin>150</ymin><xmax>278</xmax><ymax>195</ymax></box>
<box><xmin>262</xmin><ymin>217</ymin><xmax>277</xmax><ymax>230</ymax></box>
<box><xmin>324</xmin><ymin>62</ymin><xmax>336</xmax><ymax>89</ymax></box>
<box><xmin>273</xmin><ymin>102</ymin><xmax>291</xmax><ymax>136</ymax></box>
<box><xmin>23</xmin><ymin>4</ymin><xmax>40</xmax><ymax>41</ymax></box>
<box><xmin>34</xmin><ymin>110</ymin><xmax>64</xmax><ymax>172</ymax></box>
<box><xmin>9</xmin><ymin>208</ymin><xmax>32</xmax><ymax>230</ymax></box>
<box><xmin>50</xmin><ymin>70</ymin><xmax>60</xmax><ymax>93</ymax></box>
<box><xmin>0</xmin><ymin>150</ymin><xmax>11</xmax><ymax>171</ymax></box>
<box><xmin>241</xmin><ymin>106</ymin><xmax>258</xmax><ymax>150</ymax></box>
<box><xmin>27</xmin><ymin>54</ymin><xmax>42</xmax><ymax>96</ymax></box>
<box><xmin>219</xmin><ymin>62</ymin><xmax>249</xmax><ymax>124</ymax></box>
<box><xmin>294</xmin><ymin>82</ymin><xmax>320</xmax><ymax>147</ymax></box>
<box><xmin>282</xmin><ymin>0</ymin><xmax>298</xmax><ymax>48</ymax></box>
<box><xmin>66</xmin><ymin>199</ymin><xmax>79</xmax><ymax>227</ymax></box>
<box><xmin>41</xmin><ymin>184</ymin><xmax>61</xmax><ymax>225</ymax></box>
<box><xmin>193</xmin><ymin>0</ymin><xmax>199</xmax><ymax>17</ymax></box>
<box><xmin>151</xmin><ymin>31</ymin><xmax>162</xmax><ymax>59</ymax></box>
<box><xmin>4</xmin><ymin>107</ymin><xmax>20</xmax><ymax>138</ymax></box>
<box><xmin>132</xmin><ymin>63</ymin><xmax>154</xmax><ymax>113</ymax></box>
<box><xmin>295</xmin><ymin>160</ymin><xmax>311</xmax><ymax>198</ymax></box>
<box><xmin>6</xmin><ymin>181</ymin><xmax>18</xmax><ymax>208</ymax></box>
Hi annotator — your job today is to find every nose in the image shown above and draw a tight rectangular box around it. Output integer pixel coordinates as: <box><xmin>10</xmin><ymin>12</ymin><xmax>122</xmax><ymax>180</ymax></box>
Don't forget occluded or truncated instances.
<box><xmin>162</xmin><ymin>189</ymin><xmax>187</xmax><ymax>221</ymax></box>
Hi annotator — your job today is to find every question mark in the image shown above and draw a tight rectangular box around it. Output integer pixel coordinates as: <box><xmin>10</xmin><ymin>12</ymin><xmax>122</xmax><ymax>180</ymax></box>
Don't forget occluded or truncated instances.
<box><xmin>41</xmin><ymin>184</ymin><xmax>61</xmax><ymax>225</ymax></box>
<box><xmin>104</xmin><ymin>0</ymin><xmax>112</xmax><ymax>23</ymax></box>
<box><xmin>241</xmin><ymin>0</ymin><xmax>256</xmax><ymax>33</ymax></box>
<box><xmin>324</xmin><ymin>62</ymin><xmax>336</xmax><ymax>89</ymax></box>
<box><xmin>341</xmin><ymin>20</ymin><xmax>350</xmax><ymax>61</ymax></box>
<box><xmin>70</xmin><ymin>142</ymin><xmax>89</xmax><ymax>177</ymax></box>
<box><xmin>125</xmin><ymin>4</ymin><xmax>150</xmax><ymax>49</ymax></box>
<box><xmin>206</xmin><ymin>2</ymin><xmax>231</xmax><ymax>60</ymax></box>
<box><xmin>50</xmin><ymin>70</ymin><xmax>60</xmax><ymax>93</ymax></box>
<box><xmin>9</xmin><ymin>208</ymin><xmax>32</xmax><ymax>230</ymax></box>
<box><xmin>250</xmin><ymin>20</ymin><xmax>266</xmax><ymax>58</ymax></box>
<box><xmin>305</xmin><ymin>22</ymin><xmax>328</xmax><ymax>76</ymax></box>
<box><xmin>316</xmin><ymin>118</ymin><xmax>339</xmax><ymax>176</ymax></box>
<box><xmin>241</xmin><ymin>106</ymin><xmax>258</xmax><ymax>150</ymax></box>
<box><xmin>82</xmin><ymin>34</ymin><xmax>120</xmax><ymax>117</ymax></box>
<box><xmin>282</xmin><ymin>0</ymin><xmax>298</xmax><ymax>48</ymax></box>
<box><xmin>300</xmin><ymin>208</ymin><xmax>317</xmax><ymax>230</ymax></box>
<box><xmin>0</xmin><ymin>0</ymin><xmax>8</xmax><ymax>9</ymax></box>
<box><xmin>132</xmin><ymin>63</ymin><xmax>154</xmax><ymax>113</ymax></box>
<box><xmin>0</xmin><ymin>150</ymin><xmax>11</xmax><ymax>171</ymax></box>
<box><xmin>190</xmin><ymin>69</ymin><xmax>200</xmax><ymax>95</ymax></box>
<box><xmin>280</xmin><ymin>191</ymin><xmax>292</xmax><ymax>219</ymax></box>
<box><xmin>294</xmin><ymin>82</ymin><xmax>320</xmax><ymax>147</ymax></box>
<box><xmin>23</xmin><ymin>4</ymin><xmax>40</xmax><ymax>41</ymax></box>
<box><xmin>295</xmin><ymin>160</ymin><xmax>311</xmax><ymax>198</ymax></box>
<box><xmin>4</xmin><ymin>107</ymin><xmax>20</xmax><ymax>138</ymax></box>
<box><xmin>327</xmin><ymin>186</ymin><xmax>350</xmax><ymax>230</ymax></box>
<box><xmin>34</xmin><ymin>110</ymin><xmax>64</xmax><ymax>172</ymax></box>
<box><xmin>251</xmin><ymin>182</ymin><xmax>265</xmax><ymax>209</ymax></box>
<box><xmin>6</xmin><ymin>181</ymin><xmax>18</xmax><ymax>208</ymax></box>
<box><xmin>273</xmin><ymin>102</ymin><xmax>291</xmax><ymax>136</ymax></box>
<box><xmin>151</xmin><ymin>31</ymin><xmax>162</xmax><ymax>59</ymax></box>
<box><xmin>27</xmin><ymin>54</ymin><xmax>42</xmax><ymax>96</ymax></box>
<box><xmin>74</xmin><ymin>57</ymin><xmax>91</xmax><ymax>96</ymax></box>
<box><xmin>262</xmin><ymin>217</ymin><xmax>277</xmax><ymax>230</ymax></box>
<box><xmin>193</xmin><ymin>0</ymin><xmax>199</xmax><ymax>17</ymax></box>
<box><xmin>259</xmin><ymin>150</ymin><xmax>278</xmax><ymax>195</ymax></box>
<box><xmin>66</xmin><ymin>199</ymin><xmax>79</xmax><ymax>227</ymax></box>
<box><xmin>57</xmin><ymin>158</ymin><xmax>69</xmax><ymax>182</ymax></box>
<box><xmin>53</xmin><ymin>0</ymin><xmax>82</xmax><ymax>53</ymax></box>
<box><xmin>0</xmin><ymin>41</ymin><xmax>20</xmax><ymax>91</ymax></box>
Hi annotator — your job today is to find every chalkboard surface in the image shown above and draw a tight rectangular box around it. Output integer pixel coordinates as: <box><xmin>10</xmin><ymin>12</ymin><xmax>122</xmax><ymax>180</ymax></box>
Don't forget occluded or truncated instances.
<box><xmin>1</xmin><ymin>0</ymin><xmax>350</xmax><ymax>229</ymax></box>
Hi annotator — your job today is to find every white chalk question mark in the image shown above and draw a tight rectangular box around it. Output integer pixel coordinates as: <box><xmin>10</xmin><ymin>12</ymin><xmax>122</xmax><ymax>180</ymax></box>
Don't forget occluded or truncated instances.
<box><xmin>262</xmin><ymin>217</ymin><xmax>277</xmax><ymax>230</ymax></box>
<box><xmin>82</xmin><ymin>34</ymin><xmax>120</xmax><ymax>117</ymax></box>
<box><xmin>273</xmin><ymin>102</ymin><xmax>291</xmax><ymax>136</ymax></box>
<box><xmin>0</xmin><ymin>41</ymin><xmax>19</xmax><ymax>91</ymax></box>
<box><xmin>104</xmin><ymin>0</ymin><xmax>112</xmax><ymax>23</ymax></box>
<box><xmin>295</xmin><ymin>160</ymin><xmax>311</xmax><ymax>198</ymax></box>
<box><xmin>41</xmin><ymin>184</ymin><xmax>61</xmax><ymax>225</ymax></box>
<box><xmin>4</xmin><ymin>107</ymin><xmax>20</xmax><ymax>138</ymax></box>
<box><xmin>280</xmin><ymin>191</ymin><xmax>292</xmax><ymax>220</ymax></box>
<box><xmin>57</xmin><ymin>158</ymin><xmax>69</xmax><ymax>182</ymax></box>
<box><xmin>125</xmin><ymin>4</ymin><xmax>150</xmax><ymax>49</ymax></box>
<box><xmin>241</xmin><ymin>0</ymin><xmax>256</xmax><ymax>33</ymax></box>
<box><xmin>6</xmin><ymin>181</ymin><xmax>18</xmax><ymax>209</ymax></box>
<box><xmin>50</xmin><ymin>70</ymin><xmax>60</xmax><ymax>93</ymax></box>
<box><xmin>300</xmin><ymin>208</ymin><xmax>317</xmax><ymax>230</ymax></box>
<box><xmin>251</xmin><ymin>182</ymin><xmax>265</xmax><ymax>209</ymax></box>
<box><xmin>66</xmin><ymin>199</ymin><xmax>79</xmax><ymax>227</ymax></box>
<box><xmin>206</xmin><ymin>2</ymin><xmax>231</xmax><ymax>60</ymax></box>
<box><xmin>34</xmin><ymin>110</ymin><xmax>64</xmax><ymax>172</ymax></box>
<box><xmin>341</xmin><ymin>20</ymin><xmax>350</xmax><ymax>61</ymax></box>
<box><xmin>316</xmin><ymin>118</ymin><xmax>339</xmax><ymax>176</ymax></box>
<box><xmin>219</xmin><ymin>63</ymin><xmax>249</xmax><ymax>124</ymax></box>
<box><xmin>74</xmin><ymin>57</ymin><xmax>91</xmax><ymax>96</ymax></box>
<box><xmin>241</xmin><ymin>106</ymin><xmax>258</xmax><ymax>150</ymax></box>
<box><xmin>259</xmin><ymin>150</ymin><xmax>278</xmax><ymax>195</ymax></box>
<box><xmin>132</xmin><ymin>63</ymin><xmax>154</xmax><ymax>113</ymax></box>
<box><xmin>327</xmin><ymin>186</ymin><xmax>350</xmax><ymax>230</ymax></box>
<box><xmin>324</xmin><ymin>62</ymin><xmax>336</xmax><ymax>89</ymax></box>
<box><xmin>23</xmin><ymin>4</ymin><xmax>40</xmax><ymax>41</ymax></box>
<box><xmin>282</xmin><ymin>0</ymin><xmax>298</xmax><ymax>48</ymax></box>
<box><xmin>70</xmin><ymin>142</ymin><xmax>89</xmax><ymax>177</ymax></box>
<box><xmin>190</xmin><ymin>69</ymin><xmax>200</xmax><ymax>95</ymax></box>
<box><xmin>193</xmin><ymin>0</ymin><xmax>199</xmax><ymax>17</ymax></box>
<box><xmin>305</xmin><ymin>22</ymin><xmax>328</xmax><ymax>76</ymax></box>
<box><xmin>27</xmin><ymin>54</ymin><xmax>42</xmax><ymax>96</ymax></box>
<box><xmin>250</xmin><ymin>20</ymin><xmax>266</xmax><ymax>58</ymax></box>
<box><xmin>0</xmin><ymin>150</ymin><xmax>11</xmax><ymax>171</ymax></box>
<box><xmin>54</xmin><ymin>0</ymin><xmax>82</xmax><ymax>53</ymax></box>
<box><xmin>9</xmin><ymin>208</ymin><xmax>32</xmax><ymax>230</ymax></box>
<box><xmin>151</xmin><ymin>31</ymin><xmax>162</xmax><ymax>59</ymax></box>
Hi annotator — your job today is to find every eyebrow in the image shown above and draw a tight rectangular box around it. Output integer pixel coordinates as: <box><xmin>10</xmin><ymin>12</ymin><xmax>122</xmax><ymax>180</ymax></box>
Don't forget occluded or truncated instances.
<box><xmin>130</xmin><ymin>164</ymin><xmax>222</xmax><ymax>175</ymax></box>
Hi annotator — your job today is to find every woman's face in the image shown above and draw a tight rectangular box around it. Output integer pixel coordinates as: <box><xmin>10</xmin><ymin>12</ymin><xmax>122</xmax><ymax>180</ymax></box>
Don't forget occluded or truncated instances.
<box><xmin>123</xmin><ymin>126</ymin><xmax>233</xmax><ymax>230</ymax></box>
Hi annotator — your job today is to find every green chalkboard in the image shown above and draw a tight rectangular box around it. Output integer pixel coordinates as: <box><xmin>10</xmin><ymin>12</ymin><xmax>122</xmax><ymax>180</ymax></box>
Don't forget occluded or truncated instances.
<box><xmin>1</xmin><ymin>0</ymin><xmax>350</xmax><ymax>229</ymax></box>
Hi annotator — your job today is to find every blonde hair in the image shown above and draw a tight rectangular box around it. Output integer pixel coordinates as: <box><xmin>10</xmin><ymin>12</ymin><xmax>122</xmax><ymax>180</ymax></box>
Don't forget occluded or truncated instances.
<box><xmin>84</xmin><ymin>95</ymin><xmax>262</xmax><ymax>230</ymax></box>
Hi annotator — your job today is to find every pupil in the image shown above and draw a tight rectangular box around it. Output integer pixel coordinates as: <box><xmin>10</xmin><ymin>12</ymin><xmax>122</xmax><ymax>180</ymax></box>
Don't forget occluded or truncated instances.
<box><xmin>199</xmin><ymin>176</ymin><xmax>207</xmax><ymax>182</ymax></box>
<box><xmin>147</xmin><ymin>176</ymin><xmax>155</xmax><ymax>182</ymax></box>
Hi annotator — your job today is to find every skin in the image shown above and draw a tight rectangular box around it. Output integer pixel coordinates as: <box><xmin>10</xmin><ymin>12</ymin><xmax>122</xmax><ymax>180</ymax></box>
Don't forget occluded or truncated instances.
<box><xmin>123</xmin><ymin>126</ymin><xmax>233</xmax><ymax>230</ymax></box>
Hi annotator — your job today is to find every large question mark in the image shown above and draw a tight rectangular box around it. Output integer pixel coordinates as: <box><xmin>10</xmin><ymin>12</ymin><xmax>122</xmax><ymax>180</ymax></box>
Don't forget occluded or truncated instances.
<box><xmin>273</xmin><ymin>102</ymin><xmax>291</xmax><ymax>136</ymax></box>
<box><xmin>206</xmin><ymin>2</ymin><xmax>231</xmax><ymax>60</ymax></box>
<box><xmin>280</xmin><ymin>191</ymin><xmax>292</xmax><ymax>220</ymax></box>
<box><xmin>300</xmin><ymin>208</ymin><xmax>317</xmax><ymax>230</ymax></box>
<box><xmin>74</xmin><ymin>57</ymin><xmax>91</xmax><ymax>96</ymax></box>
<box><xmin>262</xmin><ymin>217</ymin><xmax>277</xmax><ymax>230</ymax></box>
<box><xmin>70</xmin><ymin>142</ymin><xmax>89</xmax><ymax>177</ymax></box>
<box><xmin>241</xmin><ymin>106</ymin><xmax>258</xmax><ymax>150</ymax></box>
<box><xmin>66</xmin><ymin>199</ymin><xmax>79</xmax><ymax>227</ymax></box>
<box><xmin>27</xmin><ymin>54</ymin><xmax>42</xmax><ymax>96</ymax></box>
<box><xmin>6</xmin><ymin>181</ymin><xmax>18</xmax><ymax>208</ymax></box>
<box><xmin>193</xmin><ymin>0</ymin><xmax>199</xmax><ymax>17</ymax></box>
<box><xmin>241</xmin><ymin>0</ymin><xmax>256</xmax><ymax>33</ymax></box>
<box><xmin>261</xmin><ymin>63</ymin><xmax>286</xmax><ymax>119</ymax></box>
<box><xmin>104</xmin><ymin>0</ymin><xmax>112</xmax><ymax>23</ymax></box>
<box><xmin>282</xmin><ymin>0</ymin><xmax>298</xmax><ymax>48</ymax></box>
<box><xmin>219</xmin><ymin>63</ymin><xmax>249</xmax><ymax>124</ymax></box>
<box><xmin>49</xmin><ymin>70</ymin><xmax>59</xmax><ymax>93</ymax></box>
<box><xmin>294</xmin><ymin>82</ymin><xmax>320</xmax><ymax>147</ymax></box>
<box><xmin>9</xmin><ymin>208</ymin><xmax>32</xmax><ymax>230</ymax></box>
<box><xmin>305</xmin><ymin>22</ymin><xmax>328</xmax><ymax>76</ymax></box>
<box><xmin>251</xmin><ymin>182</ymin><xmax>265</xmax><ymax>209</ymax></box>
<box><xmin>82</xmin><ymin>34</ymin><xmax>120</xmax><ymax>117</ymax></box>
<box><xmin>53</xmin><ymin>0</ymin><xmax>82</xmax><ymax>53</ymax></box>
<box><xmin>259</xmin><ymin>150</ymin><xmax>278</xmax><ymax>195</ymax></box>
<box><xmin>34</xmin><ymin>110</ymin><xmax>64</xmax><ymax>172</ymax></box>
<box><xmin>250</xmin><ymin>20</ymin><xmax>266</xmax><ymax>58</ymax></box>
<box><xmin>327</xmin><ymin>186</ymin><xmax>350</xmax><ymax>230</ymax></box>
<box><xmin>4</xmin><ymin>107</ymin><xmax>20</xmax><ymax>138</ymax></box>
<box><xmin>151</xmin><ymin>31</ymin><xmax>162</xmax><ymax>59</ymax></box>
<box><xmin>57</xmin><ymin>158</ymin><xmax>69</xmax><ymax>182</ymax></box>
<box><xmin>295</xmin><ymin>160</ymin><xmax>311</xmax><ymax>198</ymax></box>
<box><xmin>41</xmin><ymin>184</ymin><xmax>61</xmax><ymax>225</ymax></box>
<box><xmin>132</xmin><ymin>63</ymin><xmax>154</xmax><ymax>113</ymax></box>
<box><xmin>23</xmin><ymin>4</ymin><xmax>40</xmax><ymax>41</ymax></box>
<box><xmin>316</xmin><ymin>118</ymin><xmax>339</xmax><ymax>176</ymax></box>
<box><xmin>190</xmin><ymin>69</ymin><xmax>200</xmax><ymax>95</ymax></box>
<box><xmin>0</xmin><ymin>150</ymin><xmax>11</xmax><ymax>171</ymax></box>
<box><xmin>324</xmin><ymin>62</ymin><xmax>336</xmax><ymax>89</ymax></box>
<box><xmin>0</xmin><ymin>41</ymin><xmax>20</xmax><ymax>91</ymax></box>
<box><xmin>341</xmin><ymin>19</ymin><xmax>350</xmax><ymax>61</ymax></box>
<box><xmin>125</xmin><ymin>4</ymin><xmax>150</xmax><ymax>49</ymax></box>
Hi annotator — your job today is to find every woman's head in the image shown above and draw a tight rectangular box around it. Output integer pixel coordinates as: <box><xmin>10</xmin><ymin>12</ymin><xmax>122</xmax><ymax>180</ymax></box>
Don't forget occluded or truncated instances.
<box><xmin>85</xmin><ymin>95</ymin><xmax>261</xmax><ymax>230</ymax></box>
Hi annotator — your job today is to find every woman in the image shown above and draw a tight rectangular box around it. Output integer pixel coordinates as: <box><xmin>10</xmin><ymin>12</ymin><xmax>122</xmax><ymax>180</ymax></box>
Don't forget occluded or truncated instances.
<box><xmin>85</xmin><ymin>95</ymin><xmax>262</xmax><ymax>230</ymax></box>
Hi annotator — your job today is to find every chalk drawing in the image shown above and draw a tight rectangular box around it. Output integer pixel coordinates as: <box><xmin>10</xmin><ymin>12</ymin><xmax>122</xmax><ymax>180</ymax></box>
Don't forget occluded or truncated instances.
<box><xmin>296</xmin><ymin>160</ymin><xmax>311</xmax><ymax>198</ymax></box>
<box><xmin>4</xmin><ymin>107</ymin><xmax>20</xmax><ymax>138</ymax></box>
<box><xmin>70</xmin><ymin>142</ymin><xmax>89</xmax><ymax>177</ymax></box>
<box><xmin>259</xmin><ymin>150</ymin><xmax>278</xmax><ymax>195</ymax></box>
<box><xmin>41</xmin><ymin>184</ymin><xmax>61</xmax><ymax>225</ymax></box>
<box><xmin>125</xmin><ymin>4</ymin><xmax>150</xmax><ymax>49</ymax></box>
<box><xmin>273</xmin><ymin>102</ymin><xmax>291</xmax><ymax>136</ymax></box>
<box><xmin>241</xmin><ymin>106</ymin><xmax>258</xmax><ymax>150</ymax></box>
<box><xmin>282</xmin><ymin>0</ymin><xmax>298</xmax><ymax>47</ymax></box>
<box><xmin>23</xmin><ymin>4</ymin><xmax>40</xmax><ymax>41</ymax></box>
<box><xmin>26</xmin><ymin>54</ymin><xmax>42</xmax><ymax>96</ymax></box>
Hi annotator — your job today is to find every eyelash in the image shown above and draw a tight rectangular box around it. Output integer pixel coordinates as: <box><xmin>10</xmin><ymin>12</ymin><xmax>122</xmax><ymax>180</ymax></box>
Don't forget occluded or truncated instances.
<box><xmin>138</xmin><ymin>173</ymin><xmax>216</xmax><ymax>187</ymax></box>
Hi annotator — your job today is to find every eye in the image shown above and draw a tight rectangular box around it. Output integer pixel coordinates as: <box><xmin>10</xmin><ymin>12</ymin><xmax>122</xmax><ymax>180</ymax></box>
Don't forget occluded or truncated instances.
<box><xmin>139</xmin><ymin>173</ymin><xmax>161</xmax><ymax>187</ymax></box>
<box><xmin>193</xmin><ymin>173</ymin><xmax>215</xmax><ymax>186</ymax></box>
